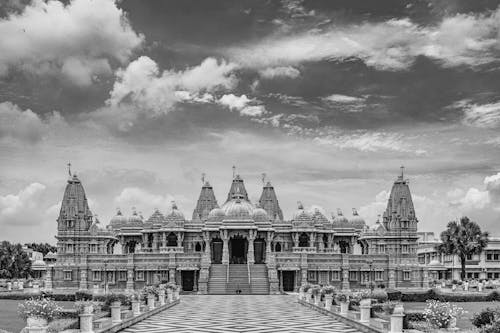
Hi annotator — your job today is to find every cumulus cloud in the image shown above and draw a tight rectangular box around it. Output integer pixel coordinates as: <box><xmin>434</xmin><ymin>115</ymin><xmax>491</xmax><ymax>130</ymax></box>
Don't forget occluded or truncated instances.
<box><xmin>458</xmin><ymin>101</ymin><xmax>500</xmax><ymax>128</ymax></box>
<box><xmin>107</xmin><ymin>56</ymin><xmax>238</xmax><ymax>115</ymax></box>
<box><xmin>0</xmin><ymin>182</ymin><xmax>48</xmax><ymax>225</ymax></box>
<box><xmin>226</xmin><ymin>9</ymin><xmax>500</xmax><ymax>70</ymax></box>
<box><xmin>113</xmin><ymin>187</ymin><xmax>186</xmax><ymax>218</ymax></box>
<box><xmin>0</xmin><ymin>0</ymin><xmax>143</xmax><ymax>85</ymax></box>
<box><xmin>218</xmin><ymin>94</ymin><xmax>267</xmax><ymax>117</ymax></box>
<box><xmin>258</xmin><ymin>66</ymin><xmax>300</xmax><ymax>79</ymax></box>
<box><xmin>322</xmin><ymin>94</ymin><xmax>365</xmax><ymax>104</ymax></box>
<box><xmin>0</xmin><ymin>101</ymin><xmax>66</xmax><ymax>143</ymax></box>
<box><xmin>359</xmin><ymin>190</ymin><xmax>389</xmax><ymax>223</ymax></box>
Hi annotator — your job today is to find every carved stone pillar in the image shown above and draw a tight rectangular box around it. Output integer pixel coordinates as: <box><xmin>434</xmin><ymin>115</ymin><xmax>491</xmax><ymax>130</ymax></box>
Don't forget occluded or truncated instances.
<box><xmin>248</xmin><ymin>230</ymin><xmax>256</xmax><ymax>264</ymax></box>
<box><xmin>79</xmin><ymin>269</ymin><xmax>87</xmax><ymax>290</ymax></box>
<box><xmin>327</xmin><ymin>234</ymin><xmax>333</xmax><ymax>250</ymax></box>
<box><xmin>152</xmin><ymin>233</ymin><xmax>158</xmax><ymax>251</ymax></box>
<box><xmin>309</xmin><ymin>232</ymin><xmax>315</xmax><ymax>248</ymax></box>
<box><xmin>292</xmin><ymin>233</ymin><xmax>299</xmax><ymax>248</ymax></box>
<box><xmin>341</xmin><ymin>268</ymin><xmax>350</xmax><ymax>290</ymax></box>
<box><xmin>44</xmin><ymin>265</ymin><xmax>53</xmax><ymax>291</ymax></box>
<box><xmin>422</xmin><ymin>269</ymin><xmax>429</xmax><ymax>288</ymax></box>
<box><xmin>388</xmin><ymin>268</ymin><xmax>396</xmax><ymax>289</ymax></box>
<box><xmin>178</xmin><ymin>232</ymin><xmax>184</xmax><ymax>249</ymax></box>
<box><xmin>221</xmin><ymin>230</ymin><xmax>229</xmax><ymax>264</ymax></box>
<box><xmin>126</xmin><ymin>268</ymin><xmax>134</xmax><ymax>291</ymax></box>
<box><xmin>142</xmin><ymin>233</ymin><xmax>148</xmax><ymax>251</ymax></box>
<box><xmin>162</xmin><ymin>232</ymin><xmax>166</xmax><ymax>248</ymax></box>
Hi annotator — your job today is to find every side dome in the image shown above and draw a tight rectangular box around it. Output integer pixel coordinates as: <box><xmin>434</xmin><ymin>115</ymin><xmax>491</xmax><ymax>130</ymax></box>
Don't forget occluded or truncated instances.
<box><xmin>349</xmin><ymin>208</ymin><xmax>366</xmax><ymax>229</ymax></box>
<box><xmin>127</xmin><ymin>209</ymin><xmax>143</xmax><ymax>227</ymax></box>
<box><xmin>292</xmin><ymin>202</ymin><xmax>314</xmax><ymax>227</ymax></box>
<box><xmin>312</xmin><ymin>207</ymin><xmax>329</xmax><ymax>227</ymax></box>
<box><xmin>164</xmin><ymin>201</ymin><xmax>185</xmax><ymax>227</ymax></box>
<box><xmin>332</xmin><ymin>209</ymin><xmax>350</xmax><ymax>228</ymax></box>
<box><xmin>208</xmin><ymin>207</ymin><xmax>225</xmax><ymax>221</ymax></box>
<box><xmin>222</xmin><ymin>198</ymin><xmax>254</xmax><ymax>219</ymax></box>
<box><xmin>252</xmin><ymin>205</ymin><xmax>269</xmax><ymax>222</ymax></box>
<box><xmin>110</xmin><ymin>209</ymin><xmax>127</xmax><ymax>229</ymax></box>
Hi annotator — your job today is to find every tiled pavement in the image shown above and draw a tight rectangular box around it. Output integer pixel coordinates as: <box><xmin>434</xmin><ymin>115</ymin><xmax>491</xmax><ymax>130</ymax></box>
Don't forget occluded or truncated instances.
<box><xmin>120</xmin><ymin>295</ymin><xmax>363</xmax><ymax>333</ymax></box>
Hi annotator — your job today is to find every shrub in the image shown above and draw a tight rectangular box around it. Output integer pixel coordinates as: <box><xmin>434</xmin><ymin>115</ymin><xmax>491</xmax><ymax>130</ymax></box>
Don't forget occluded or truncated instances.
<box><xmin>481</xmin><ymin>321</ymin><xmax>500</xmax><ymax>333</ymax></box>
<box><xmin>386</xmin><ymin>289</ymin><xmax>402</xmax><ymax>301</ymax></box>
<box><xmin>301</xmin><ymin>284</ymin><xmax>312</xmax><ymax>292</ymax></box>
<box><xmin>320</xmin><ymin>285</ymin><xmax>336</xmax><ymax>296</ymax></box>
<box><xmin>382</xmin><ymin>301</ymin><xmax>399</xmax><ymax>315</ymax></box>
<box><xmin>377</xmin><ymin>283</ymin><xmax>386</xmax><ymax>289</ymax></box>
<box><xmin>402</xmin><ymin>312</ymin><xmax>426</xmax><ymax>329</ymax></box>
<box><xmin>486</xmin><ymin>291</ymin><xmax>500</xmax><ymax>301</ymax></box>
<box><xmin>93</xmin><ymin>293</ymin><xmax>131</xmax><ymax>312</ymax></box>
<box><xmin>18</xmin><ymin>297</ymin><xmax>62</xmax><ymax>321</ymax></box>
<box><xmin>335</xmin><ymin>292</ymin><xmax>349</xmax><ymax>303</ymax></box>
<box><xmin>310</xmin><ymin>285</ymin><xmax>321</xmax><ymax>296</ymax></box>
<box><xmin>371</xmin><ymin>289</ymin><xmax>388</xmax><ymax>303</ymax></box>
<box><xmin>471</xmin><ymin>307</ymin><xmax>500</xmax><ymax>328</ymax></box>
<box><xmin>423</xmin><ymin>300</ymin><xmax>465</xmax><ymax>329</ymax></box>
<box><xmin>75</xmin><ymin>291</ymin><xmax>92</xmax><ymax>301</ymax></box>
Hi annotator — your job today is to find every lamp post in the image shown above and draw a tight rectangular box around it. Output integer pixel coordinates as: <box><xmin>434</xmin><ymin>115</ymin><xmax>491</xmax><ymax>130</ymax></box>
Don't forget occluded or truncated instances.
<box><xmin>366</xmin><ymin>258</ymin><xmax>374</xmax><ymax>292</ymax></box>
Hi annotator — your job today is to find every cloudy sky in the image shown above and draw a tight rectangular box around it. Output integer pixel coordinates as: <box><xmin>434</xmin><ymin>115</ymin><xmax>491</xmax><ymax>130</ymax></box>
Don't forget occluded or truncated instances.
<box><xmin>1</xmin><ymin>0</ymin><xmax>500</xmax><ymax>243</ymax></box>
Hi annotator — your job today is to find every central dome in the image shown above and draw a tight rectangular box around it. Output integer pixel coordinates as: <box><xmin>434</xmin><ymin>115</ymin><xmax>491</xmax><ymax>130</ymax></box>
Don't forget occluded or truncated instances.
<box><xmin>221</xmin><ymin>198</ymin><xmax>254</xmax><ymax>219</ymax></box>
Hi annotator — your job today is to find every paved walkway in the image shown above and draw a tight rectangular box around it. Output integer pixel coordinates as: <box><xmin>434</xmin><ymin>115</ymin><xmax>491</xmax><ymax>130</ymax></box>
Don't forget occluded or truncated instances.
<box><xmin>120</xmin><ymin>295</ymin><xmax>363</xmax><ymax>333</ymax></box>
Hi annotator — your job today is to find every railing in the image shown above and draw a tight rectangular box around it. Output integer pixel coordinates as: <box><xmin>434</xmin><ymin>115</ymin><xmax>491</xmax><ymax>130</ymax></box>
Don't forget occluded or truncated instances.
<box><xmin>247</xmin><ymin>263</ymin><xmax>251</xmax><ymax>285</ymax></box>
<box><xmin>226</xmin><ymin>264</ymin><xmax>229</xmax><ymax>286</ymax></box>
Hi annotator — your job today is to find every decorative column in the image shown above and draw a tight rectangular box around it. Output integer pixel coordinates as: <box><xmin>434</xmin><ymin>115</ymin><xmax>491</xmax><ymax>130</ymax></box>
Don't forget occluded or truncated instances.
<box><xmin>388</xmin><ymin>268</ymin><xmax>396</xmax><ymax>289</ymax></box>
<box><xmin>309</xmin><ymin>232</ymin><xmax>316</xmax><ymax>248</ymax></box>
<box><xmin>126</xmin><ymin>268</ymin><xmax>134</xmax><ymax>291</ymax></box>
<box><xmin>142</xmin><ymin>233</ymin><xmax>148</xmax><ymax>252</ymax></box>
<box><xmin>390</xmin><ymin>304</ymin><xmax>404</xmax><ymax>333</ymax></box>
<box><xmin>79</xmin><ymin>269</ymin><xmax>87</xmax><ymax>290</ymax></box>
<box><xmin>327</xmin><ymin>234</ymin><xmax>333</xmax><ymax>250</ymax></box>
<box><xmin>221</xmin><ymin>230</ymin><xmax>229</xmax><ymax>264</ymax></box>
<box><xmin>292</xmin><ymin>233</ymin><xmax>299</xmax><ymax>248</ymax></box>
<box><xmin>44</xmin><ymin>266</ymin><xmax>53</xmax><ymax>291</ymax></box>
<box><xmin>318</xmin><ymin>233</ymin><xmax>324</xmax><ymax>251</ymax></box>
<box><xmin>178</xmin><ymin>232</ymin><xmax>184</xmax><ymax>251</ymax></box>
<box><xmin>422</xmin><ymin>268</ymin><xmax>430</xmax><ymax>288</ymax></box>
<box><xmin>341</xmin><ymin>268</ymin><xmax>350</xmax><ymax>290</ymax></box>
<box><xmin>110</xmin><ymin>301</ymin><xmax>122</xmax><ymax>324</ymax></box>
<box><xmin>152</xmin><ymin>233</ymin><xmax>158</xmax><ymax>251</ymax></box>
<box><xmin>248</xmin><ymin>230</ymin><xmax>256</xmax><ymax>264</ymax></box>
<box><xmin>161</xmin><ymin>232</ymin><xmax>166</xmax><ymax>249</ymax></box>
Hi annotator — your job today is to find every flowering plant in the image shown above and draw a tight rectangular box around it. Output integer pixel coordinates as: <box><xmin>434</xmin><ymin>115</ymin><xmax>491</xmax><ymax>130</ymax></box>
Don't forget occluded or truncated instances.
<box><xmin>382</xmin><ymin>301</ymin><xmax>399</xmax><ymax>315</ymax></box>
<box><xmin>74</xmin><ymin>300</ymin><xmax>96</xmax><ymax>314</ymax></box>
<box><xmin>423</xmin><ymin>300</ymin><xmax>465</xmax><ymax>329</ymax></box>
<box><xmin>18</xmin><ymin>297</ymin><xmax>62</xmax><ymax>321</ymax></box>
<box><xmin>301</xmin><ymin>284</ymin><xmax>312</xmax><ymax>292</ymax></box>
<box><xmin>142</xmin><ymin>285</ymin><xmax>159</xmax><ymax>296</ymax></box>
<box><xmin>350</xmin><ymin>290</ymin><xmax>371</xmax><ymax>302</ymax></box>
<box><xmin>311</xmin><ymin>285</ymin><xmax>321</xmax><ymax>296</ymax></box>
<box><xmin>165</xmin><ymin>282</ymin><xmax>177</xmax><ymax>290</ymax></box>
<box><xmin>321</xmin><ymin>285</ymin><xmax>336</xmax><ymax>295</ymax></box>
<box><xmin>335</xmin><ymin>292</ymin><xmax>350</xmax><ymax>303</ymax></box>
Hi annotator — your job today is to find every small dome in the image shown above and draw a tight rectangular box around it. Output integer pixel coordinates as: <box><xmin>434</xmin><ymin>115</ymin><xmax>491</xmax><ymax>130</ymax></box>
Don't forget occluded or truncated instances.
<box><xmin>292</xmin><ymin>202</ymin><xmax>313</xmax><ymax>220</ymax></box>
<box><xmin>252</xmin><ymin>206</ymin><xmax>269</xmax><ymax>222</ymax></box>
<box><xmin>312</xmin><ymin>208</ymin><xmax>329</xmax><ymax>226</ymax></box>
<box><xmin>350</xmin><ymin>208</ymin><xmax>366</xmax><ymax>229</ymax></box>
<box><xmin>370</xmin><ymin>219</ymin><xmax>386</xmax><ymax>234</ymax></box>
<box><xmin>166</xmin><ymin>201</ymin><xmax>185</xmax><ymax>219</ymax></box>
<box><xmin>146</xmin><ymin>208</ymin><xmax>165</xmax><ymax>224</ymax></box>
<box><xmin>110</xmin><ymin>209</ymin><xmax>127</xmax><ymax>228</ymax></box>
<box><xmin>164</xmin><ymin>201</ymin><xmax>185</xmax><ymax>227</ymax></box>
<box><xmin>223</xmin><ymin>198</ymin><xmax>254</xmax><ymax>219</ymax></box>
<box><xmin>208</xmin><ymin>207</ymin><xmax>225</xmax><ymax>221</ymax></box>
<box><xmin>428</xmin><ymin>259</ymin><xmax>441</xmax><ymax>266</ymax></box>
<box><xmin>127</xmin><ymin>209</ymin><xmax>143</xmax><ymax>227</ymax></box>
<box><xmin>332</xmin><ymin>209</ymin><xmax>350</xmax><ymax>228</ymax></box>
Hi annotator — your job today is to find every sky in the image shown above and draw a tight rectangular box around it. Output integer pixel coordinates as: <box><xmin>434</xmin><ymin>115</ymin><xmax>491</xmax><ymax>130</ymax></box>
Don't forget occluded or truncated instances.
<box><xmin>0</xmin><ymin>0</ymin><xmax>500</xmax><ymax>243</ymax></box>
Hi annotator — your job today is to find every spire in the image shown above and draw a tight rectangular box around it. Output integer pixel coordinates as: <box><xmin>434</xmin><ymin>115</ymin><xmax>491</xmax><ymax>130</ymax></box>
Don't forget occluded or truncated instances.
<box><xmin>383</xmin><ymin>167</ymin><xmax>417</xmax><ymax>231</ymax></box>
<box><xmin>226</xmin><ymin>173</ymin><xmax>249</xmax><ymax>202</ymax></box>
<box><xmin>192</xmin><ymin>179</ymin><xmax>219</xmax><ymax>221</ymax></box>
<box><xmin>258</xmin><ymin>179</ymin><xmax>284</xmax><ymax>221</ymax></box>
<box><xmin>57</xmin><ymin>172</ymin><xmax>93</xmax><ymax>231</ymax></box>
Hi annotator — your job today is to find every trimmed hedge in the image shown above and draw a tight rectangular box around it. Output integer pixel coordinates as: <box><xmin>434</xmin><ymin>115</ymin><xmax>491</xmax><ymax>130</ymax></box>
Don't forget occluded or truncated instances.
<box><xmin>403</xmin><ymin>312</ymin><xmax>426</xmax><ymax>329</ymax></box>
<box><xmin>401</xmin><ymin>289</ymin><xmax>500</xmax><ymax>302</ymax></box>
<box><xmin>0</xmin><ymin>291</ymin><xmax>75</xmax><ymax>301</ymax></box>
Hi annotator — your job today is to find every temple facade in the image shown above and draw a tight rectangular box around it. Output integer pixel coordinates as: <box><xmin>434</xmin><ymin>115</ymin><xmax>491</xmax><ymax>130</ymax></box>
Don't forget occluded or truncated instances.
<box><xmin>48</xmin><ymin>169</ymin><xmax>428</xmax><ymax>294</ymax></box>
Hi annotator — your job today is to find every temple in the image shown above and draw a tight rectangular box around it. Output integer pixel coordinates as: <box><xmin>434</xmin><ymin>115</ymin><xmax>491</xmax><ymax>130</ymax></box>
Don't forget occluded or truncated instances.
<box><xmin>48</xmin><ymin>168</ymin><xmax>427</xmax><ymax>293</ymax></box>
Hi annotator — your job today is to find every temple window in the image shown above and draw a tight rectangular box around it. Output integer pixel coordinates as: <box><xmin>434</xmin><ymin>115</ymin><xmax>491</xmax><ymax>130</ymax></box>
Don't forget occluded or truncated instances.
<box><xmin>63</xmin><ymin>270</ymin><xmax>72</xmax><ymax>281</ymax></box>
<box><xmin>275</xmin><ymin>242</ymin><xmax>282</xmax><ymax>252</ymax></box>
<box><xmin>106</xmin><ymin>271</ymin><xmax>115</xmax><ymax>283</ymax></box>
<box><xmin>167</xmin><ymin>232</ymin><xmax>178</xmax><ymax>247</ymax></box>
<box><xmin>349</xmin><ymin>271</ymin><xmax>358</xmax><ymax>281</ymax></box>
<box><xmin>90</xmin><ymin>244</ymin><xmax>97</xmax><ymax>253</ymax></box>
<box><xmin>331</xmin><ymin>271</ymin><xmax>340</xmax><ymax>281</ymax></box>
<box><xmin>195</xmin><ymin>242</ymin><xmax>202</xmax><ymax>252</ymax></box>
<box><xmin>401</xmin><ymin>245</ymin><xmax>409</xmax><ymax>253</ymax></box>
<box><xmin>92</xmin><ymin>271</ymin><xmax>101</xmax><ymax>281</ymax></box>
<box><xmin>323</xmin><ymin>234</ymin><xmax>328</xmax><ymax>248</ymax></box>
<box><xmin>375</xmin><ymin>271</ymin><xmax>383</xmax><ymax>280</ymax></box>
<box><xmin>136</xmin><ymin>271</ymin><xmax>144</xmax><ymax>281</ymax></box>
<box><xmin>298</xmin><ymin>233</ymin><xmax>309</xmax><ymax>247</ymax></box>
<box><xmin>403</xmin><ymin>271</ymin><xmax>411</xmax><ymax>280</ymax></box>
<box><xmin>339</xmin><ymin>241</ymin><xmax>350</xmax><ymax>254</ymax></box>
<box><xmin>118</xmin><ymin>271</ymin><xmax>127</xmax><ymax>281</ymax></box>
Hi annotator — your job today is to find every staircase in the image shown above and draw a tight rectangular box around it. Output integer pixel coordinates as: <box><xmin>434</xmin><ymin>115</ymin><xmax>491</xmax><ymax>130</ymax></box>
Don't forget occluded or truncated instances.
<box><xmin>208</xmin><ymin>264</ymin><xmax>227</xmax><ymax>294</ymax></box>
<box><xmin>226</xmin><ymin>264</ymin><xmax>251</xmax><ymax>294</ymax></box>
<box><xmin>250</xmin><ymin>264</ymin><xmax>269</xmax><ymax>294</ymax></box>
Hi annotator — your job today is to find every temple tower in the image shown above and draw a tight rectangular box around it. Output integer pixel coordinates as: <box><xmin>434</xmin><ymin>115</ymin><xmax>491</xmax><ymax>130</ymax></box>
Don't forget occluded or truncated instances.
<box><xmin>226</xmin><ymin>174</ymin><xmax>249</xmax><ymax>203</ymax></box>
<box><xmin>259</xmin><ymin>181</ymin><xmax>283</xmax><ymax>221</ymax></box>
<box><xmin>192</xmin><ymin>181</ymin><xmax>219</xmax><ymax>221</ymax></box>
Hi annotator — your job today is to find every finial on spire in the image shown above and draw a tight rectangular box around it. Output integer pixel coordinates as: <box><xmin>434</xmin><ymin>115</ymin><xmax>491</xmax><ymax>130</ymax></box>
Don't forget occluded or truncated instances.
<box><xmin>352</xmin><ymin>208</ymin><xmax>358</xmax><ymax>216</ymax></box>
<box><xmin>337</xmin><ymin>208</ymin><xmax>343</xmax><ymax>216</ymax></box>
<box><xmin>400</xmin><ymin>165</ymin><xmax>405</xmax><ymax>179</ymax></box>
<box><xmin>261</xmin><ymin>173</ymin><xmax>266</xmax><ymax>185</ymax></box>
<box><xmin>232</xmin><ymin>165</ymin><xmax>236</xmax><ymax>179</ymax></box>
<box><xmin>171</xmin><ymin>200</ymin><xmax>177</xmax><ymax>210</ymax></box>
<box><xmin>377</xmin><ymin>214</ymin><xmax>381</xmax><ymax>222</ymax></box>
<box><xmin>297</xmin><ymin>201</ymin><xmax>303</xmax><ymax>209</ymax></box>
<box><xmin>201</xmin><ymin>173</ymin><xmax>205</xmax><ymax>184</ymax></box>
<box><xmin>67</xmin><ymin>162</ymin><xmax>72</xmax><ymax>177</ymax></box>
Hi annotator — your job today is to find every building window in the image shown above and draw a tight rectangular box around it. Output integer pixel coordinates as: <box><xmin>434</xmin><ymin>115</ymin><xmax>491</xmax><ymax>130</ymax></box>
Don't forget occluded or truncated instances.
<box><xmin>466</xmin><ymin>253</ymin><xmax>473</xmax><ymax>260</ymax></box>
<box><xmin>401</xmin><ymin>245</ymin><xmax>409</xmax><ymax>254</ymax></box>
<box><xmin>65</xmin><ymin>244</ymin><xmax>74</xmax><ymax>253</ymax></box>
<box><xmin>349</xmin><ymin>271</ymin><xmax>358</xmax><ymax>281</ymax></box>
<box><xmin>66</xmin><ymin>220</ymin><xmax>74</xmax><ymax>229</ymax></box>
<box><xmin>275</xmin><ymin>242</ymin><xmax>282</xmax><ymax>252</ymax></box>
<box><xmin>106</xmin><ymin>271</ymin><xmax>115</xmax><ymax>284</ymax></box>
<box><xmin>331</xmin><ymin>271</ymin><xmax>340</xmax><ymax>281</ymax></box>
<box><xmin>195</xmin><ymin>242</ymin><xmax>202</xmax><ymax>252</ymax></box>
<box><xmin>136</xmin><ymin>271</ymin><xmax>144</xmax><ymax>281</ymax></box>
<box><xmin>89</xmin><ymin>244</ymin><xmax>97</xmax><ymax>253</ymax></box>
<box><xmin>375</xmin><ymin>271</ymin><xmax>383</xmax><ymax>281</ymax></box>
<box><xmin>486</xmin><ymin>251</ymin><xmax>500</xmax><ymax>261</ymax></box>
<box><xmin>118</xmin><ymin>271</ymin><xmax>127</xmax><ymax>281</ymax></box>
<box><xmin>403</xmin><ymin>271</ymin><xmax>411</xmax><ymax>280</ymax></box>
<box><xmin>64</xmin><ymin>271</ymin><xmax>72</xmax><ymax>280</ymax></box>
<box><xmin>92</xmin><ymin>271</ymin><xmax>101</xmax><ymax>281</ymax></box>
<box><xmin>378</xmin><ymin>245</ymin><xmax>386</xmax><ymax>254</ymax></box>
<box><xmin>307</xmin><ymin>271</ymin><xmax>317</xmax><ymax>282</ymax></box>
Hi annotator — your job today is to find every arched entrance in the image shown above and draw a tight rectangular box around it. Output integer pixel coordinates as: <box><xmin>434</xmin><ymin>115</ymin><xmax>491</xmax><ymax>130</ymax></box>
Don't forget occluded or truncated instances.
<box><xmin>254</xmin><ymin>238</ymin><xmax>265</xmax><ymax>264</ymax></box>
<box><xmin>229</xmin><ymin>235</ymin><xmax>247</xmax><ymax>264</ymax></box>
<box><xmin>211</xmin><ymin>238</ymin><xmax>223</xmax><ymax>264</ymax></box>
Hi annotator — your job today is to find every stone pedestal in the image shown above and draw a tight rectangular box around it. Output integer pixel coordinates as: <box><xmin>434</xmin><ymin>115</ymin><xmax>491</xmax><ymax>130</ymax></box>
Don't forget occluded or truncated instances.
<box><xmin>26</xmin><ymin>317</ymin><xmax>48</xmax><ymax>333</ymax></box>
<box><xmin>340</xmin><ymin>301</ymin><xmax>349</xmax><ymax>315</ymax></box>
<box><xmin>79</xmin><ymin>313</ymin><xmax>94</xmax><ymax>333</ymax></box>
<box><xmin>167</xmin><ymin>289</ymin><xmax>173</xmax><ymax>303</ymax></box>
<box><xmin>132</xmin><ymin>300</ymin><xmax>141</xmax><ymax>316</ymax></box>
<box><xmin>341</xmin><ymin>269</ymin><xmax>350</xmax><ymax>290</ymax></box>
<box><xmin>147</xmin><ymin>294</ymin><xmax>155</xmax><ymax>310</ymax></box>
<box><xmin>390</xmin><ymin>304</ymin><xmax>404</xmax><ymax>333</ymax></box>
<box><xmin>6</xmin><ymin>282</ymin><xmax>11</xmax><ymax>291</ymax></box>
<box><xmin>110</xmin><ymin>301</ymin><xmax>122</xmax><ymax>324</ymax></box>
<box><xmin>19</xmin><ymin>281</ymin><xmax>24</xmax><ymax>290</ymax></box>
<box><xmin>359</xmin><ymin>299</ymin><xmax>371</xmax><ymax>324</ymax></box>
<box><xmin>174</xmin><ymin>289</ymin><xmax>180</xmax><ymax>300</ymax></box>
<box><xmin>478</xmin><ymin>283</ymin><xmax>483</xmax><ymax>292</ymax></box>
<box><xmin>324</xmin><ymin>295</ymin><xmax>333</xmax><ymax>311</ymax></box>
<box><xmin>126</xmin><ymin>269</ymin><xmax>134</xmax><ymax>291</ymax></box>
<box><xmin>44</xmin><ymin>267</ymin><xmax>53</xmax><ymax>291</ymax></box>
<box><xmin>313</xmin><ymin>294</ymin><xmax>320</xmax><ymax>306</ymax></box>
<box><xmin>158</xmin><ymin>289</ymin><xmax>166</xmax><ymax>306</ymax></box>
<box><xmin>306</xmin><ymin>290</ymin><xmax>313</xmax><ymax>304</ymax></box>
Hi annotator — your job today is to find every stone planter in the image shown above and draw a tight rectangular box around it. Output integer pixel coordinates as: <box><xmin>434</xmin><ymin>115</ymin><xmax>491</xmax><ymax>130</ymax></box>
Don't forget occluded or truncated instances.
<box><xmin>132</xmin><ymin>300</ymin><xmax>141</xmax><ymax>316</ymax></box>
<box><xmin>313</xmin><ymin>294</ymin><xmax>320</xmax><ymax>306</ymax></box>
<box><xmin>306</xmin><ymin>290</ymin><xmax>313</xmax><ymax>304</ymax></box>
<box><xmin>359</xmin><ymin>298</ymin><xmax>371</xmax><ymax>323</ymax></box>
<box><xmin>79</xmin><ymin>313</ymin><xmax>93</xmax><ymax>333</ymax></box>
<box><xmin>298</xmin><ymin>290</ymin><xmax>305</xmax><ymax>300</ymax></box>
<box><xmin>110</xmin><ymin>301</ymin><xmax>122</xmax><ymax>324</ymax></box>
<box><xmin>174</xmin><ymin>289</ymin><xmax>180</xmax><ymax>300</ymax></box>
<box><xmin>147</xmin><ymin>294</ymin><xmax>156</xmax><ymax>310</ymax></box>
<box><xmin>82</xmin><ymin>304</ymin><xmax>94</xmax><ymax>314</ymax></box>
<box><xmin>27</xmin><ymin>317</ymin><xmax>48</xmax><ymax>328</ymax></box>
<box><xmin>6</xmin><ymin>282</ymin><xmax>11</xmax><ymax>291</ymax></box>
<box><xmin>478</xmin><ymin>284</ymin><xmax>483</xmax><ymax>292</ymax></box>
<box><xmin>340</xmin><ymin>301</ymin><xmax>349</xmax><ymax>315</ymax></box>
<box><xmin>324</xmin><ymin>295</ymin><xmax>333</xmax><ymax>311</ymax></box>
<box><xmin>159</xmin><ymin>289</ymin><xmax>166</xmax><ymax>306</ymax></box>
<box><xmin>167</xmin><ymin>289</ymin><xmax>173</xmax><ymax>303</ymax></box>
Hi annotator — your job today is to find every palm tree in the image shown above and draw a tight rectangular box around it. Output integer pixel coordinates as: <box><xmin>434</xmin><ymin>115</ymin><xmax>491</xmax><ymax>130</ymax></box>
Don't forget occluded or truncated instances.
<box><xmin>437</xmin><ymin>217</ymin><xmax>489</xmax><ymax>280</ymax></box>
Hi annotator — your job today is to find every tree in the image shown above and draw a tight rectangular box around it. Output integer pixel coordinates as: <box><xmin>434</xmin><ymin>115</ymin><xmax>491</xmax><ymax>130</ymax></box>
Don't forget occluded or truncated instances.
<box><xmin>0</xmin><ymin>241</ymin><xmax>32</xmax><ymax>279</ymax></box>
<box><xmin>437</xmin><ymin>217</ymin><xmax>489</xmax><ymax>280</ymax></box>
<box><xmin>25</xmin><ymin>242</ymin><xmax>57</xmax><ymax>256</ymax></box>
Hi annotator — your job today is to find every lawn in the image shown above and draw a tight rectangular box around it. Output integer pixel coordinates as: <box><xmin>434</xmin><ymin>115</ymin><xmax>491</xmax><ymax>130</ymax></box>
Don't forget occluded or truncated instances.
<box><xmin>404</xmin><ymin>301</ymin><xmax>500</xmax><ymax>329</ymax></box>
<box><xmin>0</xmin><ymin>299</ymin><xmax>74</xmax><ymax>333</ymax></box>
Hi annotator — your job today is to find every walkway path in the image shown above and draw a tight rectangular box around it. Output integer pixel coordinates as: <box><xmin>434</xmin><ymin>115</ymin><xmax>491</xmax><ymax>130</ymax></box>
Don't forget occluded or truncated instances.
<box><xmin>120</xmin><ymin>295</ymin><xmax>363</xmax><ymax>333</ymax></box>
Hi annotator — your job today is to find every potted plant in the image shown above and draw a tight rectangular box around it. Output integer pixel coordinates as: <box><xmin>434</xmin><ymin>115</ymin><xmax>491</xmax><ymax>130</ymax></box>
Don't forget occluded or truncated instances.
<box><xmin>321</xmin><ymin>286</ymin><xmax>336</xmax><ymax>311</ymax></box>
<box><xmin>18</xmin><ymin>297</ymin><xmax>62</xmax><ymax>328</ymax></box>
<box><xmin>75</xmin><ymin>300</ymin><xmax>96</xmax><ymax>314</ymax></box>
<box><xmin>302</xmin><ymin>284</ymin><xmax>312</xmax><ymax>303</ymax></box>
<box><xmin>382</xmin><ymin>301</ymin><xmax>399</xmax><ymax>315</ymax></box>
<box><xmin>142</xmin><ymin>286</ymin><xmax>158</xmax><ymax>310</ymax></box>
<box><xmin>298</xmin><ymin>285</ymin><xmax>306</xmax><ymax>300</ymax></box>
<box><xmin>166</xmin><ymin>282</ymin><xmax>176</xmax><ymax>302</ymax></box>
<box><xmin>335</xmin><ymin>292</ymin><xmax>350</xmax><ymax>315</ymax></box>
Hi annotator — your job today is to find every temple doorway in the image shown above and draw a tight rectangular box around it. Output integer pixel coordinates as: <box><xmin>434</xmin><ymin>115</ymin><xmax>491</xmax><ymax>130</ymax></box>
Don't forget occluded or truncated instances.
<box><xmin>181</xmin><ymin>271</ymin><xmax>194</xmax><ymax>291</ymax></box>
<box><xmin>211</xmin><ymin>238</ymin><xmax>223</xmax><ymax>264</ymax></box>
<box><xmin>229</xmin><ymin>236</ymin><xmax>247</xmax><ymax>264</ymax></box>
<box><xmin>282</xmin><ymin>271</ymin><xmax>295</xmax><ymax>291</ymax></box>
<box><xmin>254</xmin><ymin>238</ymin><xmax>265</xmax><ymax>264</ymax></box>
